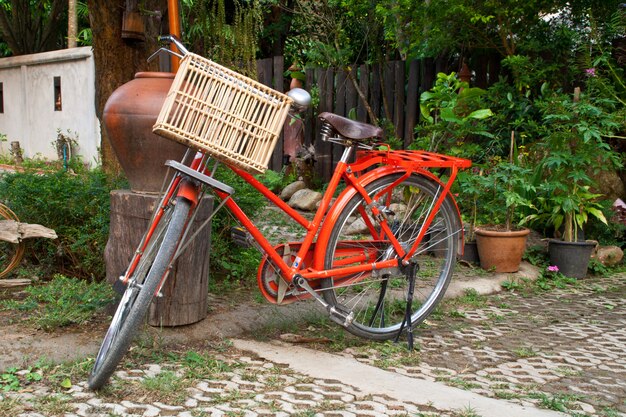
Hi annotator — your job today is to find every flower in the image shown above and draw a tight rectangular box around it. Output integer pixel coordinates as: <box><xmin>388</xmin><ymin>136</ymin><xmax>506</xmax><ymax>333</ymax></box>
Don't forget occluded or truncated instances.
<box><xmin>585</xmin><ymin>68</ymin><xmax>596</xmax><ymax>77</ymax></box>
<box><xmin>547</xmin><ymin>265</ymin><xmax>559</xmax><ymax>272</ymax></box>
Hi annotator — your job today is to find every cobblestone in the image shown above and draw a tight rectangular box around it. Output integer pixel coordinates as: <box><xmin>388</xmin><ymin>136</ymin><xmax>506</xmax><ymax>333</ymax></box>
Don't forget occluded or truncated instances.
<box><xmin>0</xmin><ymin>272</ymin><xmax>624</xmax><ymax>416</ymax></box>
<box><xmin>344</xmin><ymin>273</ymin><xmax>626</xmax><ymax>416</ymax></box>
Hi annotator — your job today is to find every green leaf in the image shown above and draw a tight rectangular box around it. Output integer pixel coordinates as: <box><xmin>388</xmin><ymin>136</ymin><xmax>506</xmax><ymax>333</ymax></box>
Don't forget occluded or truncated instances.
<box><xmin>586</xmin><ymin>207</ymin><xmax>608</xmax><ymax>224</ymax></box>
<box><xmin>419</xmin><ymin>104</ymin><xmax>434</xmax><ymax>123</ymax></box>
<box><xmin>467</xmin><ymin>109</ymin><xmax>493</xmax><ymax>120</ymax></box>
<box><xmin>440</xmin><ymin>107</ymin><xmax>462</xmax><ymax>123</ymax></box>
<box><xmin>60</xmin><ymin>378</ymin><xmax>72</xmax><ymax>389</ymax></box>
<box><xmin>420</xmin><ymin>91</ymin><xmax>435</xmax><ymax>102</ymax></box>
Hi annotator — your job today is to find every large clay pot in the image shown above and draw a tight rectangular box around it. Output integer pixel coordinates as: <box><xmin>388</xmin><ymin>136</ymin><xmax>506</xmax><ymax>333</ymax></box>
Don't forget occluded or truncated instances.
<box><xmin>475</xmin><ymin>227</ymin><xmax>530</xmax><ymax>273</ymax></box>
<box><xmin>548</xmin><ymin>239</ymin><xmax>596</xmax><ymax>279</ymax></box>
<box><xmin>103</xmin><ymin>72</ymin><xmax>187</xmax><ymax>193</ymax></box>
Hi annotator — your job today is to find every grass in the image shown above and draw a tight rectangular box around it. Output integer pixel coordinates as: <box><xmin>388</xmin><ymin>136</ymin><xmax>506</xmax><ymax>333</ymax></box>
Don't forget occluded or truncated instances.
<box><xmin>512</xmin><ymin>345</ymin><xmax>538</xmax><ymax>358</ymax></box>
<box><xmin>444</xmin><ymin>377</ymin><xmax>481</xmax><ymax>390</ymax></box>
<box><xmin>528</xmin><ymin>391</ymin><xmax>584</xmax><ymax>412</ymax></box>
<box><xmin>454</xmin><ymin>406</ymin><xmax>482</xmax><ymax>417</ymax></box>
<box><xmin>181</xmin><ymin>350</ymin><xmax>234</xmax><ymax>378</ymax></box>
<box><xmin>140</xmin><ymin>370</ymin><xmax>190</xmax><ymax>405</ymax></box>
<box><xmin>0</xmin><ymin>274</ymin><xmax>115</xmax><ymax>331</ymax></box>
<box><xmin>32</xmin><ymin>394</ymin><xmax>73</xmax><ymax>416</ymax></box>
<box><xmin>0</xmin><ymin>396</ymin><xmax>25</xmax><ymax>415</ymax></box>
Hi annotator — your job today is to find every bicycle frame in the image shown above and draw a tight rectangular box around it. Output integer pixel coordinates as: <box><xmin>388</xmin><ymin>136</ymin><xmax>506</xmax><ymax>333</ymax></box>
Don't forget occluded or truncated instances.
<box><xmin>122</xmin><ymin>140</ymin><xmax>470</xmax><ymax>305</ymax></box>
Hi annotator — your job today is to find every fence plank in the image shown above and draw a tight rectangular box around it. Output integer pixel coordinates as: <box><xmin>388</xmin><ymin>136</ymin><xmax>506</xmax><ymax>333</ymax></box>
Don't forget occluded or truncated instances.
<box><xmin>316</xmin><ymin>68</ymin><xmax>334</xmax><ymax>179</ymax></box>
<box><xmin>334</xmin><ymin>71</ymin><xmax>347</xmax><ymax>168</ymax></box>
<box><xmin>357</xmin><ymin>64</ymin><xmax>368</xmax><ymax>122</ymax></box>
<box><xmin>253</xmin><ymin>56</ymin><xmax>449</xmax><ymax>180</ymax></box>
<box><xmin>404</xmin><ymin>60</ymin><xmax>419</xmax><ymax>148</ymax></box>
<box><xmin>383</xmin><ymin>62</ymin><xmax>395</xmax><ymax>130</ymax></box>
<box><xmin>370</xmin><ymin>63</ymin><xmax>381</xmax><ymax>124</ymax></box>
<box><xmin>272</xmin><ymin>56</ymin><xmax>285</xmax><ymax>171</ymax></box>
<box><xmin>393</xmin><ymin>61</ymin><xmax>405</xmax><ymax>143</ymax></box>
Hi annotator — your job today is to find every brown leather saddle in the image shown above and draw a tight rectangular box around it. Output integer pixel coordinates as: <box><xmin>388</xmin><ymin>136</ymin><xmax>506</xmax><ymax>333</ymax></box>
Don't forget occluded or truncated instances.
<box><xmin>319</xmin><ymin>112</ymin><xmax>384</xmax><ymax>142</ymax></box>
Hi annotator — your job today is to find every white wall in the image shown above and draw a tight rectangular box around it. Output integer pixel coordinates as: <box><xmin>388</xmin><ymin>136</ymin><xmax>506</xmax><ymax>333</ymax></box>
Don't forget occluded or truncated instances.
<box><xmin>0</xmin><ymin>47</ymin><xmax>100</xmax><ymax>165</ymax></box>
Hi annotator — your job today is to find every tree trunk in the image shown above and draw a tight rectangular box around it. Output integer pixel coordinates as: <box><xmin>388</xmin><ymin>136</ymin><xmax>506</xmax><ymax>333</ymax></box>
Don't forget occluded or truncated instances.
<box><xmin>88</xmin><ymin>0</ymin><xmax>168</xmax><ymax>173</ymax></box>
<box><xmin>68</xmin><ymin>0</ymin><xmax>78</xmax><ymax>48</ymax></box>
<box><xmin>0</xmin><ymin>0</ymin><xmax>65</xmax><ymax>55</ymax></box>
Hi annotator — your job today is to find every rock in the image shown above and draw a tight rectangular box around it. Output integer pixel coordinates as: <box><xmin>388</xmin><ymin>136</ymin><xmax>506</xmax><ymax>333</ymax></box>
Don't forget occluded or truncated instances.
<box><xmin>389</xmin><ymin>203</ymin><xmax>407</xmax><ymax>218</ymax></box>
<box><xmin>595</xmin><ymin>245</ymin><xmax>624</xmax><ymax>266</ymax></box>
<box><xmin>288</xmin><ymin>189</ymin><xmax>322</xmax><ymax>211</ymax></box>
<box><xmin>592</xmin><ymin>169</ymin><xmax>626</xmax><ymax>202</ymax></box>
<box><xmin>344</xmin><ymin>215</ymin><xmax>376</xmax><ymax>235</ymax></box>
<box><xmin>315</xmin><ymin>198</ymin><xmax>335</xmax><ymax>209</ymax></box>
<box><xmin>280</xmin><ymin>181</ymin><xmax>306</xmax><ymax>201</ymax></box>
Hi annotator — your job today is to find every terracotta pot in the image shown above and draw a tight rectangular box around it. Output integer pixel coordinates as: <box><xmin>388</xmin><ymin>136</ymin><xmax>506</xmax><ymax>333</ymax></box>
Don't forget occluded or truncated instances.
<box><xmin>548</xmin><ymin>239</ymin><xmax>596</xmax><ymax>279</ymax></box>
<box><xmin>103</xmin><ymin>72</ymin><xmax>187</xmax><ymax>193</ymax></box>
<box><xmin>475</xmin><ymin>227</ymin><xmax>530</xmax><ymax>273</ymax></box>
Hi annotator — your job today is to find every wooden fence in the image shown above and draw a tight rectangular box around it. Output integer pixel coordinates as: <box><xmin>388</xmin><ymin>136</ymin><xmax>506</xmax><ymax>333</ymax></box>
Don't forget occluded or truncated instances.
<box><xmin>256</xmin><ymin>56</ymin><xmax>452</xmax><ymax>181</ymax></box>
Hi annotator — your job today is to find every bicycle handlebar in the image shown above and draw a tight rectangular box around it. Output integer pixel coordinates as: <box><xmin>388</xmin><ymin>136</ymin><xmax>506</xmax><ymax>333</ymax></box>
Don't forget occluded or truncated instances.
<box><xmin>158</xmin><ymin>34</ymin><xmax>190</xmax><ymax>57</ymax></box>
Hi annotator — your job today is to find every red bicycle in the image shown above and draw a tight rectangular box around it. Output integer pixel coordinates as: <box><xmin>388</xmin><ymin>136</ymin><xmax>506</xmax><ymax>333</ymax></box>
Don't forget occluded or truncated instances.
<box><xmin>88</xmin><ymin>36</ymin><xmax>471</xmax><ymax>389</ymax></box>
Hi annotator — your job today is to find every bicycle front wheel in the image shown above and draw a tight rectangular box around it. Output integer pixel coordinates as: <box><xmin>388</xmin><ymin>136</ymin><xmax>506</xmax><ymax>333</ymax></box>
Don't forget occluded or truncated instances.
<box><xmin>88</xmin><ymin>196</ymin><xmax>192</xmax><ymax>390</ymax></box>
<box><xmin>322</xmin><ymin>173</ymin><xmax>460</xmax><ymax>340</ymax></box>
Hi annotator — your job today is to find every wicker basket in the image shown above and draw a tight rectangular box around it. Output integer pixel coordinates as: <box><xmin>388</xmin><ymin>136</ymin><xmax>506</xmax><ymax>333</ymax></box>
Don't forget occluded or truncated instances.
<box><xmin>153</xmin><ymin>53</ymin><xmax>293</xmax><ymax>174</ymax></box>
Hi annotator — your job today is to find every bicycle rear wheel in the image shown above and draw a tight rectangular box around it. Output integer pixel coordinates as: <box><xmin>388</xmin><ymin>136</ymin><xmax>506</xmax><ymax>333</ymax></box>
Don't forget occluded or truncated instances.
<box><xmin>88</xmin><ymin>196</ymin><xmax>192</xmax><ymax>390</ymax></box>
<box><xmin>322</xmin><ymin>173</ymin><xmax>460</xmax><ymax>340</ymax></box>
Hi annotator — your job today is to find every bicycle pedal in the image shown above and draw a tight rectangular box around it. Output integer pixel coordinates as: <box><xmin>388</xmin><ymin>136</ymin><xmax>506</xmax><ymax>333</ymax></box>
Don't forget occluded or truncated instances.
<box><xmin>230</xmin><ymin>226</ymin><xmax>253</xmax><ymax>248</ymax></box>
<box><xmin>327</xmin><ymin>304</ymin><xmax>354</xmax><ymax>328</ymax></box>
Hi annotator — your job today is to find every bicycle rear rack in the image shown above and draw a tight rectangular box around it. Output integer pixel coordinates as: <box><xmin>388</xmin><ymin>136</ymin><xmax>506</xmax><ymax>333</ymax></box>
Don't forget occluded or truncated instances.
<box><xmin>353</xmin><ymin>149</ymin><xmax>472</xmax><ymax>172</ymax></box>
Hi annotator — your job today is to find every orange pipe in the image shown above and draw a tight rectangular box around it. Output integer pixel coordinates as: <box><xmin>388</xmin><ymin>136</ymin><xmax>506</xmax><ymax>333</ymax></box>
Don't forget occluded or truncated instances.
<box><xmin>168</xmin><ymin>0</ymin><xmax>182</xmax><ymax>72</ymax></box>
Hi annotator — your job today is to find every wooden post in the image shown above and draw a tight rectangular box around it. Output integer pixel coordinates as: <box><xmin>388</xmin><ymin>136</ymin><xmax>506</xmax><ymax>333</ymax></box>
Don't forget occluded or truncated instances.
<box><xmin>168</xmin><ymin>0</ymin><xmax>182</xmax><ymax>72</ymax></box>
<box><xmin>105</xmin><ymin>190</ymin><xmax>213</xmax><ymax>326</ymax></box>
<box><xmin>10</xmin><ymin>141</ymin><xmax>23</xmax><ymax>164</ymax></box>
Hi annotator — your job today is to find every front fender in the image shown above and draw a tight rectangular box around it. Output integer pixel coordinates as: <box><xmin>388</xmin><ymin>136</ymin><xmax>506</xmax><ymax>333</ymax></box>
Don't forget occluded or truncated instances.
<box><xmin>313</xmin><ymin>167</ymin><xmax>463</xmax><ymax>269</ymax></box>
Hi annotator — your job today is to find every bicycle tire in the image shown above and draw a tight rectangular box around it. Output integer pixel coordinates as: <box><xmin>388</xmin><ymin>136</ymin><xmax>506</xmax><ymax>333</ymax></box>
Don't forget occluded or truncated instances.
<box><xmin>321</xmin><ymin>173</ymin><xmax>460</xmax><ymax>340</ymax></box>
<box><xmin>88</xmin><ymin>196</ymin><xmax>192</xmax><ymax>390</ymax></box>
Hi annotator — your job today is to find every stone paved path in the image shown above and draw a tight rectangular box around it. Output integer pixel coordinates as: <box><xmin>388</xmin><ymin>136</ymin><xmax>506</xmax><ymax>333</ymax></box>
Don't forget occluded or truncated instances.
<box><xmin>0</xmin><ymin>273</ymin><xmax>624</xmax><ymax>416</ymax></box>
<box><xmin>336</xmin><ymin>273</ymin><xmax>626</xmax><ymax>417</ymax></box>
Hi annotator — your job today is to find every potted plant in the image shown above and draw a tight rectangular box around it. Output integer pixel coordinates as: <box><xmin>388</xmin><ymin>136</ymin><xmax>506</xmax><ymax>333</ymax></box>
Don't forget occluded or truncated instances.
<box><xmin>474</xmin><ymin>131</ymin><xmax>536</xmax><ymax>273</ymax></box>
<box><xmin>473</xmin><ymin>168</ymin><xmax>533</xmax><ymax>273</ymax></box>
<box><xmin>415</xmin><ymin>72</ymin><xmax>495</xmax><ymax>264</ymax></box>
<box><xmin>528</xmin><ymin>87</ymin><xmax>622</xmax><ymax>278</ymax></box>
<box><xmin>454</xmin><ymin>167</ymin><xmax>484</xmax><ymax>264</ymax></box>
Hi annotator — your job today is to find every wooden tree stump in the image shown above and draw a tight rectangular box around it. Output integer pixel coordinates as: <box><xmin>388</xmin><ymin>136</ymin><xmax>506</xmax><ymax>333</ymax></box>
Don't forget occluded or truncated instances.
<box><xmin>105</xmin><ymin>190</ymin><xmax>213</xmax><ymax>327</ymax></box>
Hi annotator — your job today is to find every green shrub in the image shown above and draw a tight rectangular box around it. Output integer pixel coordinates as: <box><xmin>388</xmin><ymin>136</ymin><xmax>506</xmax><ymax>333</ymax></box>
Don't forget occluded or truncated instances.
<box><xmin>0</xmin><ymin>167</ymin><xmax>126</xmax><ymax>279</ymax></box>
<box><xmin>210</xmin><ymin>166</ymin><xmax>267</xmax><ymax>286</ymax></box>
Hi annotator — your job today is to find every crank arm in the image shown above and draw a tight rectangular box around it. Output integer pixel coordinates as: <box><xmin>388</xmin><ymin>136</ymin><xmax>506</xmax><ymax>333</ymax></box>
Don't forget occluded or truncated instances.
<box><xmin>293</xmin><ymin>275</ymin><xmax>354</xmax><ymax>327</ymax></box>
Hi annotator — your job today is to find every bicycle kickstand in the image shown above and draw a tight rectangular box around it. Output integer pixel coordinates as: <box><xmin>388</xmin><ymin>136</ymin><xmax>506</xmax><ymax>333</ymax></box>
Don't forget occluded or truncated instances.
<box><xmin>394</xmin><ymin>261</ymin><xmax>418</xmax><ymax>350</ymax></box>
